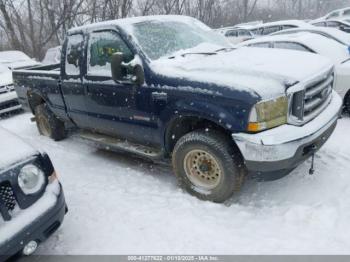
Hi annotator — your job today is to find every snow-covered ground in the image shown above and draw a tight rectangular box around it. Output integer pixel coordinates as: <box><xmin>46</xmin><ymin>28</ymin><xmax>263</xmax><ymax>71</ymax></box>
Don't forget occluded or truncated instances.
<box><xmin>1</xmin><ymin>112</ymin><xmax>350</xmax><ymax>255</ymax></box>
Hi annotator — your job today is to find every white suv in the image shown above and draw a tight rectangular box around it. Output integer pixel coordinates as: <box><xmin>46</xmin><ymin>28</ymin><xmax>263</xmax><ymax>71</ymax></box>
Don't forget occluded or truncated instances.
<box><xmin>0</xmin><ymin>64</ymin><xmax>21</xmax><ymax>115</ymax></box>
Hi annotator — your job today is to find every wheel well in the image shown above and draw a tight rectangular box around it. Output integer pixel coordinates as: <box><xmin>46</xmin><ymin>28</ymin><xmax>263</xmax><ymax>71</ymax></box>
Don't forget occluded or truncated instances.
<box><xmin>165</xmin><ymin>116</ymin><xmax>235</xmax><ymax>155</ymax></box>
<box><xmin>344</xmin><ymin>90</ymin><xmax>350</xmax><ymax>113</ymax></box>
<box><xmin>28</xmin><ymin>91</ymin><xmax>45</xmax><ymax>113</ymax></box>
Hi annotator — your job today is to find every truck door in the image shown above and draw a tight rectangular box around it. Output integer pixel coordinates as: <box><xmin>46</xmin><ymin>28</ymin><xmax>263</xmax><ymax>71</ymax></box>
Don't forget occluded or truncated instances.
<box><xmin>83</xmin><ymin>30</ymin><xmax>158</xmax><ymax>146</ymax></box>
<box><xmin>60</xmin><ymin>33</ymin><xmax>90</xmax><ymax>128</ymax></box>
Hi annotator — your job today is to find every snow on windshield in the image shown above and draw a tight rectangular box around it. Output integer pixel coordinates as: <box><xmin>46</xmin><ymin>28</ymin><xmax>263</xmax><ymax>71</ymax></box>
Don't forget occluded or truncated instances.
<box><xmin>132</xmin><ymin>20</ymin><xmax>230</xmax><ymax>60</ymax></box>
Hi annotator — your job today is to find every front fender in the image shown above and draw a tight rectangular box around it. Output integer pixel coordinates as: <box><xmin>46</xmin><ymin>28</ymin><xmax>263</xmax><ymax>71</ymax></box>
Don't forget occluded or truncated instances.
<box><xmin>159</xmin><ymin>98</ymin><xmax>249</xmax><ymax>135</ymax></box>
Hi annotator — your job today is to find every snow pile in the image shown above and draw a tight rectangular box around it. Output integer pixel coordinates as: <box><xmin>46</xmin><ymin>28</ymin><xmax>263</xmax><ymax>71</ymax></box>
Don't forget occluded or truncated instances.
<box><xmin>1</xmin><ymin>113</ymin><xmax>350</xmax><ymax>254</ymax></box>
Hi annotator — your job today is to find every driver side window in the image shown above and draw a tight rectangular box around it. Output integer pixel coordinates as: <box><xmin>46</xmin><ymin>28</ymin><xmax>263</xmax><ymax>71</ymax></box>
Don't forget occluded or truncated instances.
<box><xmin>87</xmin><ymin>31</ymin><xmax>133</xmax><ymax>77</ymax></box>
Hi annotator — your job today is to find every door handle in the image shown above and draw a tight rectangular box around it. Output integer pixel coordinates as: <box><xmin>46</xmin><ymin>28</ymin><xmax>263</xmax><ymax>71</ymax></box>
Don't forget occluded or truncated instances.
<box><xmin>152</xmin><ymin>92</ymin><xmax>168</xmax><ymax>102</ymax></box>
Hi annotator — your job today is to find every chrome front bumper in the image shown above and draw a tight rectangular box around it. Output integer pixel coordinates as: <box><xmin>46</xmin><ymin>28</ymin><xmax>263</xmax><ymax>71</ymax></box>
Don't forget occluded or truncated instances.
<box><xmin>232</xmin><ymin>91</ymin><xmax>342</xmax><ymax>176</ymax></box>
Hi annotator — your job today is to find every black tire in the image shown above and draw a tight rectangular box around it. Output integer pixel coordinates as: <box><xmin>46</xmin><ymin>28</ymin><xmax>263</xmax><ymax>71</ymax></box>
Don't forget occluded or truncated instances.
<box><xmin>172</xmin><ymin>130</ymin><xmax>246</xmax><ymax>203</ymax></box>
<box><xmin>34</xmin><ymin>104</ymin><xmax>66</xmax><ymax>141</ymax></box>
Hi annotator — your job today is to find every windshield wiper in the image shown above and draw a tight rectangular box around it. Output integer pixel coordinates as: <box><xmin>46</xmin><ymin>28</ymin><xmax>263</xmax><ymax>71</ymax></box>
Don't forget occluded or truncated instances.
<box><xmin>215</xmin><ymin>47</ymin><xmax>237</xmax><ymax>53</ymax></box>
<box><xmin>168</xmin><ymin>52</ymin><xmax>217</xmax><ymax>59</ymax></box>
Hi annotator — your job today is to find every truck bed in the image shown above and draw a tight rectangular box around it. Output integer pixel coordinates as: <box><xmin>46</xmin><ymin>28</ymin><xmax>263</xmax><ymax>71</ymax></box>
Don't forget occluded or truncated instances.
<box><xmin>13</xmin><ymin>63</ymin><xmax>61</xmax><ymax>112</ymax></box>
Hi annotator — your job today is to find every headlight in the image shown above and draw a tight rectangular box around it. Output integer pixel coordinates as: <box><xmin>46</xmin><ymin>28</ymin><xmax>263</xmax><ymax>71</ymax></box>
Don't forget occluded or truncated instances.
<box><xmin>247</xmin><ymin>96</ymin><xmax>288</xmax><ymax>132</ymax></box>
<box><xmin>18</xmin><ymin>164</ymin><xmax>46</xmax><ymax>195</ymax></box>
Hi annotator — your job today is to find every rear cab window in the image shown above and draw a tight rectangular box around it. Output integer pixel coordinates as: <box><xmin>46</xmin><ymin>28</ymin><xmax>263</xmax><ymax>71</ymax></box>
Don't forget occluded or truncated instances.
<box><xmin>65</xmin><ymin>34</ymin><xmax>84</xmax><ymax>76</ymax></box>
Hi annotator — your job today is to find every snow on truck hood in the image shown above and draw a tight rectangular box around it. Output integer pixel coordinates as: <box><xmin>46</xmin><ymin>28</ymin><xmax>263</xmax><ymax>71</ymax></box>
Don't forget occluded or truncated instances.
<box><xmin>0</xmin><ymin>128</ymin><xmax>38</xmax><ymax>170</ymax></box>
<box><xmin>151</xmin><ymin>47</ymin><xmax>333</xmax><ymax>99</ymax></box>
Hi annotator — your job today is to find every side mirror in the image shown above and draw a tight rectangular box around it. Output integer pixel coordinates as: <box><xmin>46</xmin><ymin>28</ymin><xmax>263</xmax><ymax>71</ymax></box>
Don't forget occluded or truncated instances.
<box><xmin>111</xmin><ymin>52</ymin><xmax>145</xmax><ymax>86</ymax></box>
<box><xmin>111</xmin><ymin>52</ymin><xmax>124</xmax><ymax>82</ymax></box>
<box><xmin>133</xmin><ymin>64</ymin><xmax>145</xmax><ymax>86</ymax></box>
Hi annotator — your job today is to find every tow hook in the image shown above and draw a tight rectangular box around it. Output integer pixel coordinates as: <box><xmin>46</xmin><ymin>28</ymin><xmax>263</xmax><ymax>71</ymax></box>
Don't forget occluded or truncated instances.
<box><xmin>309</xmin><ymin>149</ymin><xmax>318</xmax><ymax>175</ymax></box>
<box><xmin>30</xmin><ymin>116</ymin><xmax>36</xmax><ymax>122</ymax></box>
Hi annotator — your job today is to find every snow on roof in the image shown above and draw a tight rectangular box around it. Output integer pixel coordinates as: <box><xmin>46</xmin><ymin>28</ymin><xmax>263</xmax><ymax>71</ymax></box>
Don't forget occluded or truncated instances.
<box><xmin>272</xmin><ymin>27</ymin><xmax>350</xmax><ymax>45</ymax></box>
<box><xmin>0</xmin><ymin>128</ymin><xmax>38</xmax><ymax>170</ymax></box>
<box><xmin>241</xmin><ymin>32</ymin><xmax>349</xmax><ymax>64</ymax></box>
<box><xmin>249</xmin><ymin>20</ymin><xmax>312</xmax><ymax>29</ymax></box>
<box><xmin>68</xmin><ymin>15</ymin><xmax>202</xmax><ymax>35</ymax></box>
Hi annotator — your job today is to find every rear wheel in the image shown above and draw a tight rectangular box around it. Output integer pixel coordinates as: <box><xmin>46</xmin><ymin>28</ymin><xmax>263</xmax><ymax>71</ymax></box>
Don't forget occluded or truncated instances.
<box><xmin>172</xmin><ymin>130</ymin><xmax>246</xmax><ymax>203</ymax></box>
<box><xmin>34</xmin><ymin>104</ymin><xmax>66</xmax><ymax>141</ymax></box>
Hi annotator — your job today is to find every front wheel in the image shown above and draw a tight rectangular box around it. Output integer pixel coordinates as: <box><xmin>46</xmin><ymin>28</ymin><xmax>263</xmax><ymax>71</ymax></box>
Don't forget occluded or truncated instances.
<box><xmin>34</xmin><ymin>104</ymin><xmax>66</xmax><ymax>141</ymax></box>
<box><xmin>172</xmin><ymin>130</ymin><xmax>246</xmax><ymax>203</ymax></box>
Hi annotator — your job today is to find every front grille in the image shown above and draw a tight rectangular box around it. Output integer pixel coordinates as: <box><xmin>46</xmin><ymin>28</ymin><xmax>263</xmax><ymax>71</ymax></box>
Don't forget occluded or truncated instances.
<box><xmin>0</xmin><ymin>100</ymin><xmax>20</xmax><ymax>111</ymax></box>
<box><xmin>0</xmin><ymin>182</ymin><xmax>16</xmax><ymax>212</ymax></box>
<box><xmin>291</xmin><ymin>70</ymin><xmax>333</xmax><ymax>124</ymax></box>
<box><xmin>0</xmin><ymin>85</ymin><xmax>15</xmax><ymax>94</ymax></box>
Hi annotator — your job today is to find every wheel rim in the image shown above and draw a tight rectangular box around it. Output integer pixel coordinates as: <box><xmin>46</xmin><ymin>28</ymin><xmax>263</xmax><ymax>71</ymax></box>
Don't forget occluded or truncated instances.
<box><xmin>184</xmin><ymin>149</ymin><xmax>222</xmax><ymax>190</ymax></box>
<box><xmin>37</xmin><ymin>116</ymin><xmax>51</xmax><ymax>137</ymax></box>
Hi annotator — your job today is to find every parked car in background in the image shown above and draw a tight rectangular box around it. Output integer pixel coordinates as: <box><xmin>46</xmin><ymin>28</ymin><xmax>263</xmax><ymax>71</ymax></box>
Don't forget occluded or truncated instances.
<box><xmin>0</xmin><ymin>127</ymin><xmax>67</xmax><ymax>260</ymax></box>
<box><xmin>312</xmin><ymin>19</ymin><xmax>350</xmax><ymax>33</ymax></box>
<box><xmin>0</xmin><ymin>51</ymin><xmax>40</xmax><ymax>70</ymax></box>
<box><xmin>42</xmin><ymin>46</ymin><xmax>62</xmax><ymax>65</ymax></box>
<box><xmin>271</xmin><ymin>27</ymin><xmax>350</xmax><ymax>48</ymax></box>
<box><xmin>239</xmin><ymin>32</ymin><xmax>350</xmax><ymax>111</ymax></box>
<box><xmin>234</xmin><ymin>20</ymin><xmax>263</xmax><ymax>28</ymax></box>
<box><xmin>214</xmin><ymin>27</ymin><xmax>254</xmax><ymax>44</ymax></box>
<box><xmin>0</xmin><ymin>64</ymin><xmax>21</xmax><ymax>115</ymax></box>
<box><xmin>247</xmin><ymin>20</ymin><xmax>312</xmax><ymax>36</ymax></box>
<box><xmin>13</xmin><ymin>15</ymin><xmax>342</xmax><ymax>203</ymax></box>
<box><xmin>312</xmin><ymin>7</ymin><xmax>350</xmax><ymax>23</ymax></box>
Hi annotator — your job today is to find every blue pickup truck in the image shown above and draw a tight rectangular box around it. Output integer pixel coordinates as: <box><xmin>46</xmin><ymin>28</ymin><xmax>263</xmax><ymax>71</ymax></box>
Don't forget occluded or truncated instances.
<box><xmin>13</xmin><ymin>15</ymin><xmax>343</xmax><ymax>202</ymax></box>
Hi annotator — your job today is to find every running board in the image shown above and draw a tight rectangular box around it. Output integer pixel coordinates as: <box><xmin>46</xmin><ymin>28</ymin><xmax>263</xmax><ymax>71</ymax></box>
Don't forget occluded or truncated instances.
<box><xmin>75</xmin><ymin>131</ymin><xmax>165</xmax><ymax>162</ymax></box>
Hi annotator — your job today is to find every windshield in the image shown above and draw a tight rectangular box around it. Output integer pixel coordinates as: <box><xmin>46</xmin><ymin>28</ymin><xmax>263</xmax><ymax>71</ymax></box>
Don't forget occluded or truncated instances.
<box><xmin>131</xmin><ymin>19</ymin><xmax>230</xmax><ymax>60</ymax></box>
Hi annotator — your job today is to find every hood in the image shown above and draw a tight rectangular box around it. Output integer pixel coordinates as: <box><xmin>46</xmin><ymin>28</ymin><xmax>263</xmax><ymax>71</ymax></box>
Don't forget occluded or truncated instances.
<box><xmin>151</xmin><ymin>47</ymin><xmax>333</xmax><ymax>99</ymax></box>
<box><xmin>0</xmin><ymin>128</ymin><xmax>38</xmax><ymax>170</ymax></box>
